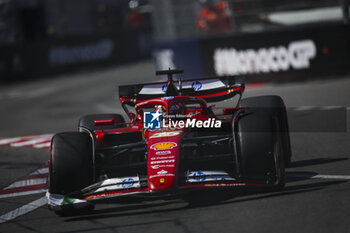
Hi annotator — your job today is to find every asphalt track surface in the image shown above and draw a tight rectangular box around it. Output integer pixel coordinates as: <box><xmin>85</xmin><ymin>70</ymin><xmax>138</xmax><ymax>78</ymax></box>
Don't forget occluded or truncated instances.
<box><xmin>1</xmin><ymin>61</ymin><xmax>350</xmax><ymax>233</ymax></box>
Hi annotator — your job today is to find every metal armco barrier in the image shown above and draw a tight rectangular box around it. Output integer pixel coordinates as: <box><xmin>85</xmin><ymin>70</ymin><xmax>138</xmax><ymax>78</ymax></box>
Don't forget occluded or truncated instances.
<box><xmin>154</xmin><ymin>22</ymin><xmax>350</xmax><ymax>82</ymax></box>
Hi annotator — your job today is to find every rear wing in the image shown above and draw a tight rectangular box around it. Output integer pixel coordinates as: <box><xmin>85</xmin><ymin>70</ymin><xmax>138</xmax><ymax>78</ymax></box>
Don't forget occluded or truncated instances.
<box><xmin>119</xmin><ymin>71</ymin><xmax>245</xmax><ymax>106</ymax></box>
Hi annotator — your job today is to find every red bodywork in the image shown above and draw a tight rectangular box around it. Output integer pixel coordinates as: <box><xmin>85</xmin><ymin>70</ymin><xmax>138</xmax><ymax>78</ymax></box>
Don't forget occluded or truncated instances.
<box><xmin>85</xmin><ymin>96</ymin><xmax>255</xmax><ymax>200</ymax></box>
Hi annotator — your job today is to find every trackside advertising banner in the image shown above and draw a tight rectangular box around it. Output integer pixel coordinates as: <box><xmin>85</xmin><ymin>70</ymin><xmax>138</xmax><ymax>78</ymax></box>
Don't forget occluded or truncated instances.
<box><xmin>0</xmin><ymin>28</ymin><xmax>152</xmax><ymax>83</ymax></box>
<box><xmin>154</xmin><ymin>22</ymin><xmax>350</xmax><ymax>82</ymax></box>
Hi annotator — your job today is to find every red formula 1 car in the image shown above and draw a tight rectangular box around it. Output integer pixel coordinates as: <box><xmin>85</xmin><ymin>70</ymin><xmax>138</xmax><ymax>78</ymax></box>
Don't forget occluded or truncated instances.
<box><xmin>47</xmin><ymin>69</ymin><xmax>291</xmax><ymax>215</ymax></box>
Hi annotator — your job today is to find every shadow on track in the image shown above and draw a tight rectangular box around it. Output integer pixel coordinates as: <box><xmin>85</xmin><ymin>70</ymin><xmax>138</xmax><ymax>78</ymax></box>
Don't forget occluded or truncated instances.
<box><xmin>61</xmin><ymin>158</ymin><xmax>349</xmax><ymax>224</ymax></box>
<box><xmin>0</xmin><ymin>161</ymin><xmax>45</xmax><ymax>169</ymax></box>
<box><xmin>64</xmin><ymin>179</ymin><xmax>347</xmax><ymax>224</ymax></box>
<box><xmin>288</xmin><ymin>157</ymin><xmax>348</xmax><ymax>168</ymax></box>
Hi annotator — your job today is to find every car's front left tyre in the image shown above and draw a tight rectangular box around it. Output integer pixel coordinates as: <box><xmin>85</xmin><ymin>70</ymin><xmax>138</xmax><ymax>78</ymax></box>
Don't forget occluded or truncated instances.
<box><xmin>235</xmin><ymin>111</ymin><xmax>285</xmax><ymax>190</ymax></box>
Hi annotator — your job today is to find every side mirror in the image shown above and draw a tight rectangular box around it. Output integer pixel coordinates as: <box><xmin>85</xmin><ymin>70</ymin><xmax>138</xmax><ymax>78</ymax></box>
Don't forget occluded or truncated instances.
<box><xmin>94</xmin><ymin>119</ymin><xmax>115</xmax><ymax>126</ymax></box>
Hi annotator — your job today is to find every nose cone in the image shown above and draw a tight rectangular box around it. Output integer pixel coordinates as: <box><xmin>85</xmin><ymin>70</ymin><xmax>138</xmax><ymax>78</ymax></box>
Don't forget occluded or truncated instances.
<box><xmin>149</xmin><ymin>175</ymin><xmax>175</xmax><ymax>191</ymax></box>
<box><xmin>145</xmin><ymin>130</ymin><xmax>182</xmax><ymax>192</ymax></box>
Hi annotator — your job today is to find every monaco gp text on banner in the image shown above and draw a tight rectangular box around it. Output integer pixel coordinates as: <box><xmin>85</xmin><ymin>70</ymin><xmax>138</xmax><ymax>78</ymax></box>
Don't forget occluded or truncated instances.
<box><xmin>214</xmin><ymin>40</ymin><xmax>316</xmax><ymax>76</ymax></box>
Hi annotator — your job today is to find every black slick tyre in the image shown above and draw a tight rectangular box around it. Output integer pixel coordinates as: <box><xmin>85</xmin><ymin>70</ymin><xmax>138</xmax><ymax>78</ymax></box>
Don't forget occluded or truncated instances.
<box><xmin>236</xmin><ymin>111</ymin><xmax>285</xmax><ymax>190</ymax></box>
<box><xmin>239</xmin><ymin>95</ymin><xmax>292</xmax><ymax>167</ymax></box>
<box><xmin>49</xmin><ymin>132</ymin><xmax>94</xmax><ymax>216</ymax></box>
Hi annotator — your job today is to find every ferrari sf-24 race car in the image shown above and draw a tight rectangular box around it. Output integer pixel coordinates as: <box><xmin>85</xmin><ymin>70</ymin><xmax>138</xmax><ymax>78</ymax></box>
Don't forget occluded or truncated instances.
<box><xmin>47</xmin><ymin>69</ymin><xmax>291</xmax><ymax>215</ymax></box>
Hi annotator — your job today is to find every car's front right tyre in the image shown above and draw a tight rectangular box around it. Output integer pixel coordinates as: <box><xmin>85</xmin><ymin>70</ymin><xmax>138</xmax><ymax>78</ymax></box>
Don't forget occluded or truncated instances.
<box><xmin>49</xmin><ymin>132</ymin><xmax>94</xmax><ymax>216</ymax></box>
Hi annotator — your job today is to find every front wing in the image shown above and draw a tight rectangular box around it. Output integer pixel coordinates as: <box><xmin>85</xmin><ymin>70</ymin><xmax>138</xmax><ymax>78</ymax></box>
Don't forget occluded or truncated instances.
<box><xmin>47</xmin><ymin>172</ymin><xmax>273</xmax><ymax>210</ymax></box>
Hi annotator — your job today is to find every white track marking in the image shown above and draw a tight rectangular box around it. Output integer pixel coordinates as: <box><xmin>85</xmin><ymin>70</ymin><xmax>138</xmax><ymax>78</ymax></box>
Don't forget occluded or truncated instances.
<box><xmin>287</xmin><ymin>173</ymin><xmax>350</xmax><ymax>180</ymax></box>
<box><xmin>320</xmin><ymin>106</ymin><xmax>343</xmax><ymax>110</ymax></box>
<box><xmin>0</xmin><ymin>164</ymin><xmax>48</xmax><ymax>199</ymax></box>
<box><xmin>0</xmin><ymin>189</ymin><xmax>47</xmax><ymax>199</ymax></box>
<box><xmin>312</xmin><ymin>174</ymin><xmax>350</xmax><ymax>179</ymax></box>
<box><xmin>291</xmin><ymin>106</ymin><xmax>347</xmax><ymax>111</ymax></box>
<box><xmin>4</xmin><ymin>178</ymin><xmax>47</xmax><ymax>190</ymax></box>
<box><xmin>0</xmin><ymin>163</ymin><xmax>49</xmax><ymax>222</ymax></box>
<box><xmin>0</xmin><ymin>137</ymin><xmax>23</xmax><ymax>145</ymax></box>
<box><xmin>0</xmin><ymin>172</ymin><xmax>348</xmax><ymax>223</ymax></box>
<box><xmin>30</xmin><ymin>167</ymin><xmax>49</xmax><ymax>175</ymax></box>
<box><xmin>0</xmin><ymin>134</ymin><xmax>53</xmax><ymax>149</ymax></box>
<box><xmin>11</xmin><ymin>139</ymin><xmax>49</xmax><ymax>147</ymax></box>
<box><xmin>292</xmin><ymin>106</ymin><xmax>316</xmax><ymax>111</ymax></box>
<box><xmin>0</xmin><ymin>196</ymin><xmax>47</xmax><ymax>224</ymax></box>
<box><xmin>10</xmin><ymin>135</ymin><xmax>53</xmax><ymax>147</ymax></box>
<box><xmin>33</xmin><ymin>142</ymin><xmax>51</xmax><ymax>149</ymax></box>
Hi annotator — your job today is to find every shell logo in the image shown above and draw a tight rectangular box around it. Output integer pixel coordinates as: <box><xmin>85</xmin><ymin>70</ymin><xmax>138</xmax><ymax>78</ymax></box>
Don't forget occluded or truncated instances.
<box><xmin>151</xmin><ymin>142</ymin><xmax>177</xmax><ymax>150</ymax></box>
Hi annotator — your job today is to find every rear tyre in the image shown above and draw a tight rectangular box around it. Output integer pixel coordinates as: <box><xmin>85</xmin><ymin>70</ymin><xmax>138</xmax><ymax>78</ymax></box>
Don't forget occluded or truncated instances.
<box><xmin>78</xmin><ymin>113</ymin><xmax>125</xmax><ymax>132</ymax></box>
<box><xmin>236</xmin><ymin>111</ymin><xmax>285</xmax><ymax>190</ymax></box>
<box><xmin>239</xmin><ymin>95</ymin><xmax>292</xmax><ymax>167</ymax></box>
<box><xmin>49</xmin><ymin>132</ymin><xmax>94</xmax><ymax>216</ymax></box>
